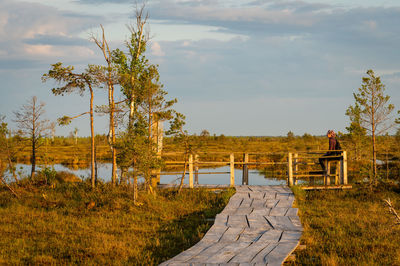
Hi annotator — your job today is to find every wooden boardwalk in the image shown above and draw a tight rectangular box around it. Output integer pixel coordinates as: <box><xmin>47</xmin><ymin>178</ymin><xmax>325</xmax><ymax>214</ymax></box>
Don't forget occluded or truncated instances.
<box><xmin>160</xmin><ymin>185</ymin><xmax>303</xmax><ymax>266</ymax></box>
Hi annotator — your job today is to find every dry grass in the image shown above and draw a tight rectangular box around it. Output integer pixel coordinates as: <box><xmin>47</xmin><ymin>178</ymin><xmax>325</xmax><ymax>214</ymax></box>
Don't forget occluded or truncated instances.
<box><xmin>291</xmin><ymin>183</ymin><xmax>400</xmax><ymax>265</ymax></box>
<box><xmin>0</xmin><ymin>182</ymin><xmax>234</xmax><ymax>265</ymax></box>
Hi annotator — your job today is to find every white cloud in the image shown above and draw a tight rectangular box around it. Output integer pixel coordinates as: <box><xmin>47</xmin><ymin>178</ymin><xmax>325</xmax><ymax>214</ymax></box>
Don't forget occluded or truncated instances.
<box><xmin>151</xmin><ymin>42</ymin><xmax>165</xmax><ymax>56</ymax></box>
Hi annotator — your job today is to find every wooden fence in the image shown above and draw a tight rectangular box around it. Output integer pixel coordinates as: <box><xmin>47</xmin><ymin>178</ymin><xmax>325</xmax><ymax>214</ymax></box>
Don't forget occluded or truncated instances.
<box><xmin>157</xmin><ymin>151</ymin><xmax>348</xmax><ymax>188</ymax></box>
<box><xmin>287</xmin><ymin>150</ymin><xmax>348</xmax><ymax>187</ymax></box>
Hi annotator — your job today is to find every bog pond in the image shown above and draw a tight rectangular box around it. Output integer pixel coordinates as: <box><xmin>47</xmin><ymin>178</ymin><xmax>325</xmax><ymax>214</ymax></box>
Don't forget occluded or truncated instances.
<box><xmin>10</xmin><ymin>163</ymin><xmax>288</xmax><ymax>186</ymax></box>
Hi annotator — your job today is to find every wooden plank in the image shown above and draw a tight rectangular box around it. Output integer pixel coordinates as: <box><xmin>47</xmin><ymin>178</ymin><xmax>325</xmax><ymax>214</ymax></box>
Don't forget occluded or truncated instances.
<box><xmin>256</xmin><ymin>229</ymin><xmax>283</xmax><ymax>242</ymax></box>
<box><xmin>188</xmin><ymin>242</ymin><xmax>227</xmax><ymax>262</ymax></box>
<box><xmin>276</xmin><ymin>198</ymin><xmax>294</xmax><ymax>208</ymax></box>
<box><xmin>160</xmin><ymin>241</ymin><xmax>210</xmax><ymax>264</ymax></box>
<box><xmin>230</xmin><ymin>242</ymin><xmax>276</xmax><ymax>263</ymax></box>
<box><xmin>234</xmin><ymin>208</ymin><xmax>253</xmax><ymax>216</ymax></box>
<box><xmin>247</xmin><ymin>216</ymin><xmax>271</xmax><ymax>230</ymax></box>
<box><xmin>269</xmin><ymin>207</ymin><xmax>288</xmax><ymax>216</ymax></box>
<box><xmin>219</xmin><ymin>226</ymin><xmax>244</xmax><ymax>242</ymax></box>
<box><xmin>285</xmin><ymin>208</ymin><xmax>299</xmax><ymax>217</ymax></box>
<box><xmin>265</xmin><ymin>216</ymin><xmax>302</xmax><ymax>231</ymax></box>
<box><xmin>280</xmin><ymin>231</ymin><xmax>303</xmax><ymax>242</ymax></box>
<box><xmin>301</xmin><ymin>185</ymin><xmax>352</xmax><ymax>190</ymax></box>
<box><xmin>161</xmin><ymin>185</ymin><xmax>303</xmax><ymax>266</ymax></box>
<box><xmin>249</xmin><ymin>208</ymin><xmax>271</xmax><ymax>217</ymax></box>
<box><xmin>239</xmin><ymin>197</ymin><xmax>253</xmax><ymax>208</ymax></box>
<box><xmin>227</xmin><ymin>215</ymin><xmax>248</xmax><ymax>228</ymax></box>
<box><xmin>251</xmin><ymin>243</ymin><xmax>279</xmax><ymax>263</ymax></box>
<box><xmin>205</xmin><ymin>242</ymin><xmax>251</xmax><ymax>263</ymax></box>
<box><xmin>264</xmin><ymin>242</ymin><xmax>299</xmax><ymax>265</ymax></box>
<box><xmin>265</xmin><ymin>199</ymin><xmax>279</xmax><ymax>208</ymax></box>
<box><xmin>251</xmin><ymin>199</ymin><xmax>267</xmax><ymax>209</ymax></box>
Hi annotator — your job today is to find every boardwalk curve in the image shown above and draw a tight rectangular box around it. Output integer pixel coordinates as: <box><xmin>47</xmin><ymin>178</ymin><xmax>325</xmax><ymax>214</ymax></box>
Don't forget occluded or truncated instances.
<box><xmin>160</xmin><ymin>185</ymin><xmax>302</xmax><ymax>265</ymax></box>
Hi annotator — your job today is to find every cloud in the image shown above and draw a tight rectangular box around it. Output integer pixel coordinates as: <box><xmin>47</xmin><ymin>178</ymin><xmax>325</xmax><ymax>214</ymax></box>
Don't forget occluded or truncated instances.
<box><xmin>77</xmin><ymin>0</ymin><xmax>131</xmax><ymax>4</ymax></box>
<box><xmin>0</xmin><ymin>0</ymin><xmax>104</xmax><ymax>67</ymax></box>
<box><xmin>23</xmin><ymin>34</ymin><xmax>90</xmax><ymax>46</ymax></box>
<box><xmin>151</xmin><ymin>41</ymin><xmax>165</xmax><ymax>56</ymax></box>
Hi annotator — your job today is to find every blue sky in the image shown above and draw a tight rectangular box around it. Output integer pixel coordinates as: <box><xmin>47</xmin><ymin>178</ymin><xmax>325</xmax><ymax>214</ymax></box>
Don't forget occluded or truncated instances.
<box><xmin>0</xmin><ymin>0</ymin><xmax>399</xmax><ymax>137</ymax></box>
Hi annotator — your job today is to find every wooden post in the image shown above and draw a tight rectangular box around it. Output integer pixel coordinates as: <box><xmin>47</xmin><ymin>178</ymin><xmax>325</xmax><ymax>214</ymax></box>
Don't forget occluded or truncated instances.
<box><xmin>341</xmin><ymin>151</ymin><xmax>348</xmax><ymax>185</ymax></box>
<box><xmin>194</xmin><ymin>154</ymin><xmax>199</xmax><ymax>185</ymax></box>
<box><xmin>335</xmin><ymin>161</ymin><xmax>340</xmax><ymax>185</ymax></box>
<box><xmin>242</xmin><ymin>153</ymin><xmax>249</xmax><ymax>185</ymax></box>
<box><xmin>294</xmin><ymin>153</ymin><xmax>298</xmax><ymax>185</ymax></box>
<box><xmin>288</xmin><ymin>153</ymin><xmax>293</xmax><ymax>186</ymax></box>
<box><xmin>230</xmin><ymin>153</ymin><xmax>235</xmax><ymax>187</ymax></box>
<box><xmin>326</xmin><ymin>161</ymin><xmax>331</xmax><ymax>185</ymax></box>
<box><xmin>189</xmin><ymin>154</ymin><xmax>194</xmax><ymax>188</ymax></box>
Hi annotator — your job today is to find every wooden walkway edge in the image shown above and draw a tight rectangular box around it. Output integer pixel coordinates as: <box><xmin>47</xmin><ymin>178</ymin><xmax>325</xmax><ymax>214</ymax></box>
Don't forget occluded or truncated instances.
<box><xmin>160</xmin><ymin>185</ymin><xmax>303</xmax><ymax>266</ymax></box>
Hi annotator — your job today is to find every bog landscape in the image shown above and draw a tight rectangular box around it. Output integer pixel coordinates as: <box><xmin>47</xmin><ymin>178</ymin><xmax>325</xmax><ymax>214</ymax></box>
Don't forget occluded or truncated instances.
<box><xmin>1</xmin><ymin>1</ymin><xmax>400</xmax><ymax>265</ymax></box>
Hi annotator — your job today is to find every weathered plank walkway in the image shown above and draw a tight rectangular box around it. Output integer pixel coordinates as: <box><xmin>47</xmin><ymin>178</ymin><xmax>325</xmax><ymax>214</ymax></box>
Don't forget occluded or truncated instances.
<box><xmin>160</xmin><ymin>185</ymin><xmax>302</xmax><ymax>265</ymax></box>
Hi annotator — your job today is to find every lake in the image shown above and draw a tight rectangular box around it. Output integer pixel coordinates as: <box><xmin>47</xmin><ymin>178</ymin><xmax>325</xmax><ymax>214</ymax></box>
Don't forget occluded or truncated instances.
<box><xmin>8</xmin><ymin>163</ymin><xmax>288</xmax><ymax>186</ymax></box>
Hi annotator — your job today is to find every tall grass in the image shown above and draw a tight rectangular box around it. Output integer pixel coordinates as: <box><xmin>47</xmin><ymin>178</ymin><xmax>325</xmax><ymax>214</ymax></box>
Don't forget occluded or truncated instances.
<box><xmin>0</xmin><ymin>183</ymin><xmax>234</xmax><ymax>265</ymax></box>
<box><xmin>291</xmin><ymin>184</ymin><xmax>400</xmax><ymax>265</ymax></box>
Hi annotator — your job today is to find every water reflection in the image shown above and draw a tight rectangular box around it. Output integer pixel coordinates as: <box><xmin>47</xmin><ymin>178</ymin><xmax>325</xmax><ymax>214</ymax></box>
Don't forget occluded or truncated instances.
<box><xmin>8</xmin><ymin>164</ymin><xmax>288</xmax><ymax>185</ymax></box>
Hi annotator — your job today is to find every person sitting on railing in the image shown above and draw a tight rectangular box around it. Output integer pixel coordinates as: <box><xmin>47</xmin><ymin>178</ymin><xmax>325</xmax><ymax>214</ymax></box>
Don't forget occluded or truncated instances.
<box><xmin>319</xmin><ymin>130</ymin><xmax>342</xmax><ymax>171</ymax></box>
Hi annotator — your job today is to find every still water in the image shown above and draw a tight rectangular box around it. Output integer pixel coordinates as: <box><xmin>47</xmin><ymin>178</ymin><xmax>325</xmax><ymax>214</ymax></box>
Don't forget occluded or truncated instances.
<box><xmin>10</xmin><ymin>164</ymin><xmax>287</xmax><ymax>186</ymax></box>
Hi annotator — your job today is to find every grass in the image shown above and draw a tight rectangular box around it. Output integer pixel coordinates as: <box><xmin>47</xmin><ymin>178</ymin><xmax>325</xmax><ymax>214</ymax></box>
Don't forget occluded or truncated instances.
<box><xmin>291</xmin><ymin>183</ymin><xmax>400</xmax><ymax>265</ymax></box>
<box><xmin>0</xmin><ymin>182</ymin><xmax>235</xmax><ymax>265</ymax></box>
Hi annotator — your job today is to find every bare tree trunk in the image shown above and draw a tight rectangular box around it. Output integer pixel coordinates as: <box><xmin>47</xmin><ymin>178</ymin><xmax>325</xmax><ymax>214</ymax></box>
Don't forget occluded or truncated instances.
<box><xmin>178</xmin><ymin>154</ymin><xmax>188</xmax><ymax>194</ymax></box>
<box><xmin>92</xmin><ymin>25</ymin><xmax>118</xmax><ymax>186</ymax></box>
<box><xmin>31</xmin><ymin>136</ymin><xmax>36</xmax><ymax>179</ymax></box>
<box><xmin>90</xmin><ymin>87</ymin><xmax>95</xmax><ymax>189</ymax></box>
<box><xmin>133</xmin><ymin>174</ymin><xmax>138</xmax><ymax>204</ymax></box>
<box><xmin>5</xmin><ymin>138</ymin><xmax>18</xmax><ymax>182</ymax></box>
<box><xmin>108</xmin><ymin>82</ymin><xmax>117</xmax><ymax>185</ymax></box>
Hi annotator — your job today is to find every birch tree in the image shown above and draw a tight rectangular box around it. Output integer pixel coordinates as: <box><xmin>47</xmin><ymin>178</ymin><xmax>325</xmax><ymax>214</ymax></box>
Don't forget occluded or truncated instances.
<box><xmin>91</xmin><ymin>26</ymin><xmax>119</xmax><ymax>185</ymax></box>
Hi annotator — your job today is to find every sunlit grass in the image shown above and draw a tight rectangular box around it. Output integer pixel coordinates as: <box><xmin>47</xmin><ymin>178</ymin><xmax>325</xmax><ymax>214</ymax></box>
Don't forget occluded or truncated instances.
<box><xmin>0</xmin><ymin>183</ymin><xmax>234</xmax><ymax>265</ymax></box>
<box><xmin>291</xmin><ymin>184</ymin><xmax>400</xmax><ymax>265</ymax></box>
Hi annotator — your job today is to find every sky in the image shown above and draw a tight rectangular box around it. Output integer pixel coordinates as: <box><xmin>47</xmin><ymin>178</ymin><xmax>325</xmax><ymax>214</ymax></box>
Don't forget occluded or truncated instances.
<box><xmin>0</xmin><ymin>0</ymin><xmax>399</xmax><ymax>137</ymax></box>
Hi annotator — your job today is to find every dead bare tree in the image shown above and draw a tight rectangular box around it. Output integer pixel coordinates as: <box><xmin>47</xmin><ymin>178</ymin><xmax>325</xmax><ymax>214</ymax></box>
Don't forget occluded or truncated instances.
<box><xmin>13</xmin><ymin>96</ymin><xmax>50</xmax><ymax>179</ymax></box>
<box><xmin>91</xmin><ymin>26</ymin><xmax>119</xmax><ymax>185</ymax></box>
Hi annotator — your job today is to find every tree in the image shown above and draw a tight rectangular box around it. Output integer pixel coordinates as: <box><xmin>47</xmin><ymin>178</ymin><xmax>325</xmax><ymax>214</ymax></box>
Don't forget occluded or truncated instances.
<box><xmin>200</xmin><ymin>130</ymin><xmax>210</xmax><ymax>137</ymax></box>
<box><xmin>0</xmin><ymin>116</ymin><xmax>18</xmax><ymax>182</ymax></box>
<box><xmin>345</xmin><ymin>103</ymin><xmax>367</xmax><ymax>161</ymax></box>
<box><xmin>347</xmin><ymin>69</ymin><xmax>395</xmax><ymax>183</ymax></box>
<box><xmin>133</xmin><ymin>64</ymin><xmax>176</xmax><ymax>192</ymax></box>
<box><xmin>112</xmin><ymin>4</ymin><xmax>149</xmax><ymax>132</ymax></box>
<box><xmin>42</xmin><ymin>63</ymin><xmax>100</xmax><ymax>188</ymax></box>
<box><xmin>166</xmin><ymin>112</ymin><xmax>190</xmax><ymax>193</ymax></box>
<box><xmin>91</xmin><ymin>27</ymin><xmax>119</xmax><ymax>185</ymax></box>
<box><xmin>13</xmin><ymin>96</ymin><xmax>50</xmax><ymax>179</ymax></box>
<box><xmin>287</xmin><ymin>131</ymin><xmax>295</xmax><ymax>140</ymax></box>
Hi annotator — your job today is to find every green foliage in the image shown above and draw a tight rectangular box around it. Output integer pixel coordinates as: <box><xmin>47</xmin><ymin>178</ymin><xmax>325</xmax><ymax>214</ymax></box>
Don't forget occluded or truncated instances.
<box><xmin>350</xmin><ymin>69</ymin><xmax>394</xmax><ymax>135</ymax></box>
<box><xmin>39</xmin><ymin>167</ymin><xmax>57</xmax><ymax>185</ymax></box>
<box><xmin>287</xmin><ymin>131</ymin><xmax>295</xmax><ymax>140</ymax></box>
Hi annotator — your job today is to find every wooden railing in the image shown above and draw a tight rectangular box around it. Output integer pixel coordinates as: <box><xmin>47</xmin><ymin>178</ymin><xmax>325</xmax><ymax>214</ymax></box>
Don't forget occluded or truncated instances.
<box><xmin>159</xmin><ymin>152</ymin><xmax>287</xmax><ymax>187</ymax></box>
<box><xmin>158</xmin><ymin>151</ymin><xmax>348</xmax><ymax>188</ymax></box>
<box><xmin>287</xmin><ymin>150</ymin><xmax>348</xmax><ymax>187</ymax></box>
